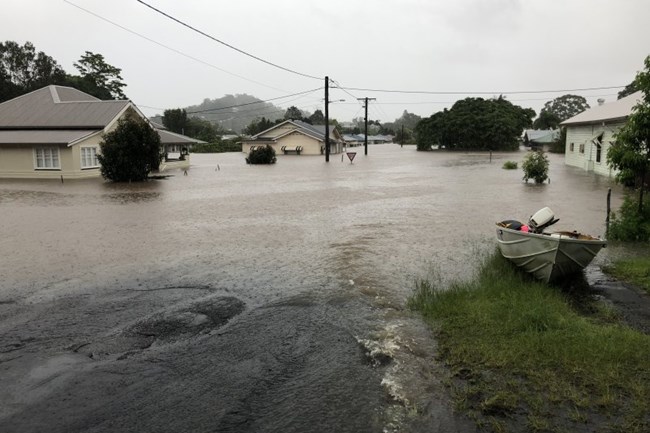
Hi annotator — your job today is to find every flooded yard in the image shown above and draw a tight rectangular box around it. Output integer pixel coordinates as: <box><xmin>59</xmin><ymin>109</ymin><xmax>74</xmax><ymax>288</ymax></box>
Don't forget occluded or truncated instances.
<box><xmin>0</xmin><ymin>145</ymin><xmax>627</xmax><ymax>432</ymax></box>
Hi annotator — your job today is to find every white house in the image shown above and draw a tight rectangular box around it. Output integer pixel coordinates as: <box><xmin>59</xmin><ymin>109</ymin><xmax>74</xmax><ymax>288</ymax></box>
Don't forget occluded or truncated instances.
<box><xmin>0</xmin><ymin>85</ymin><xmax>203</xmax><ymax>179</ymax></box>
<box><xmin>241</xmin><ymin>120</ymin><xmax>343</xmax><ymax>156</ymax></box>
<box><xmin>561</xmin><ymin>91</ymin><xmax>642</xmax><ymax>176</ymax></box>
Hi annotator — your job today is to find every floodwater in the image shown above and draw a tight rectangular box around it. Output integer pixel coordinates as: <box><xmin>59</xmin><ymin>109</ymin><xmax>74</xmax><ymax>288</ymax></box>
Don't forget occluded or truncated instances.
<box><xmin>0</xmin><ymin>145</ymin><xmax>627</xmax><ymax>432</ymax></box>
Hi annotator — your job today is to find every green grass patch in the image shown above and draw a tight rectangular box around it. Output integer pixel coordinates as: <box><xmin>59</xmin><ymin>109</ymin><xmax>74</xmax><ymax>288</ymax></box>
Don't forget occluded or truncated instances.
<box><xmin>502</xmin><ymin>160</ymin><xmax>518</xmax><ymax>170</ymax></box>
<box><xmin>409</xmin><ymin>250</ymin><xmax>650</xmax><ymax>432</ymax></box>
<box><xmin>603</xmin><ymin>257</ymin><xmax>650</xmax><ymax>294</ymax></box>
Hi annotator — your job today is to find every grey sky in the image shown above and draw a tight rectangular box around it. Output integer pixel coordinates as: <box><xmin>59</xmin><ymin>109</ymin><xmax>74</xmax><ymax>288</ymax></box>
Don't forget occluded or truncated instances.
<box><xmin>3</xmin><ymin>0</ymin><xmax>649</xmax><ymax>123</ymax></box>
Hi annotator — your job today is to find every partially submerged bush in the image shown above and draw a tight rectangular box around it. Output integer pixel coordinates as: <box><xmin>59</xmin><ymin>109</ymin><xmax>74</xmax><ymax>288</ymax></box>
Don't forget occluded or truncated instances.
<box><xmin>502</xmin><ymin>160</ymin><xmax>518</xmax><ymax>170</ymax></box>
<box><xmin>608</xmin><ymin>193</ymin><xmax>650</xmax><ymax>241</ymax></box>
<box><xmin>522</xmin><ymin>150</ymin><xmax>549</xmax><ymax>183</ymax></box>
<box><xmin>246</xmin><ymin>145</ymin><xmax>276</xmax><ymax>164</ymax></box>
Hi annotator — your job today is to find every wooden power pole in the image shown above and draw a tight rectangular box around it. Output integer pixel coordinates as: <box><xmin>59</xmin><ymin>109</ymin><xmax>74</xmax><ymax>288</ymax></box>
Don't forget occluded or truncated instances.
<box><xmin>357</xmin><ymin>97</ymin><xmax>375</xmax><ymax>155</ymax></box>
<box><xmin>325</xmin><ymin>76</ymin><xmax>330</xmax><ymax>162</ymax></box>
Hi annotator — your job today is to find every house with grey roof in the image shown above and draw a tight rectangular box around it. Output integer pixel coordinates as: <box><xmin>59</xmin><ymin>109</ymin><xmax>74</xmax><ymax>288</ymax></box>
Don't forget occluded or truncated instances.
<box><xmin>522</xmin><ymin>129</ymin><xmax>560</xmax><ymax>148</ymax></box>
<box><xmin>0</xmin><ymin>85</ymin><xmax>204</xmax><ymax>179</ymax></box>
<box><xmin>561</xmin><ymin>91</ymin><xmax>642</xmax><ymax>176</ymax></box>
<box><xmin>241</xmin><ymin>119</ymin><xmax>343</xmax><ymax>156</ymax></box>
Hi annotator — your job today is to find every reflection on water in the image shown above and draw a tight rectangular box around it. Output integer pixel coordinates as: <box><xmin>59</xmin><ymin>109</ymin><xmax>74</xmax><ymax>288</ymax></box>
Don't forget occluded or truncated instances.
<box><xmin>0</xmin><ymin>145</ymin><xmax>631</xmax><ymax>431</ymax></box>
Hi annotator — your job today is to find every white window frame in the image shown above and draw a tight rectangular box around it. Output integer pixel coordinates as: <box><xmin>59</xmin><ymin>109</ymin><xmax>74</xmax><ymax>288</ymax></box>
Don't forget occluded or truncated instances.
<box><xmin>80</xmin><ymin>146</ymin><xmax>100</xmax><ymax>169</ymax></box>
<box><xmin>34</xmin><ymin>147</ymin><xmax>61</xmax><ymax>170</ymax></box>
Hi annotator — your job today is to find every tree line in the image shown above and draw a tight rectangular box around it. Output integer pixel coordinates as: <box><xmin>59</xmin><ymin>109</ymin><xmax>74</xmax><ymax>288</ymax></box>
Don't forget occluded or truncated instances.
<box><xmin>0</xmin><ymin>41</ymin><xmax>126</xmax><ymax>102</ymax></box>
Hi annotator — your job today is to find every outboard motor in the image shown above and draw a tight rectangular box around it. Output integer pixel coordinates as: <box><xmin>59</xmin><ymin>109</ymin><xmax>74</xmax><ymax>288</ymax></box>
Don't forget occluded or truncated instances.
<box><xmin>528</xmin><ymin>207</ymin><xmax>559</xmax><ymax>233</ymax></box>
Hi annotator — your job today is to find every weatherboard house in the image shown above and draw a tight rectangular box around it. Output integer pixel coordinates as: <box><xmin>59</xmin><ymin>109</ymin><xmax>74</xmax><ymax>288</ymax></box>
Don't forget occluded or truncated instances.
<box><xmin>561</xmin><ymin>91</ymin><xmax>642</xmax><ymax>177</ymax></box>
<box><xmin>241</xmin><ymin>119</ymin><xmax>343</xmax><ymax>156</ymax></box>
<box><xmin>0</xmin><ymin>85</ymin><xmax>203</xmax><ymax>179</ymax></box>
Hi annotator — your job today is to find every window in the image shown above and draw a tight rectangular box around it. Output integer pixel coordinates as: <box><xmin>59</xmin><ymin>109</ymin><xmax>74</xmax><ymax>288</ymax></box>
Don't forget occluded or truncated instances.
<box><xmin>34</xmin><ymin>147</ymin><xmax>60</xmax><ymax>169</ymax></box>
<box><xmin>569</xmin><ymin>143</ymin><xmax>574</xmax><ymax>152</ymax></box>
<box><xmin>81</xmin><ymin>147</ymin><xmax>99</xmax><ymax>169</ymax></box>
<box><xmin>579</xmin><ymin>144</ymin><xmax>585</xmax><ymax>154</ymax></box>
<box><xmin>595</xmin><ymin>143</ymin><xmax>602</xmax><ymax>163</ymax></box>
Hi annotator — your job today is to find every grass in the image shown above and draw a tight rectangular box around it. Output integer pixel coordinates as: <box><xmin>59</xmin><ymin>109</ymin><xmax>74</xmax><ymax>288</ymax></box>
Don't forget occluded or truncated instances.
<box><xmin>409</xmin><ymin>250</ymin><xmax>650</xmax><ymax>432</ymax></box>
<box><xmin>602</xmin><ymin>257</ymin><xmax>650</xmax><ymax>294</ymax></box>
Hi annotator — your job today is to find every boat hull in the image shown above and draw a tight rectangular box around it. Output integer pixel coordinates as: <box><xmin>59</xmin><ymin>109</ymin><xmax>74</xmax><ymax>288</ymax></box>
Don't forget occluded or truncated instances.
<box><xmin>495</xmin><ymin>226</ymin><xmax>606</xmax><ymax>283</ymax></box>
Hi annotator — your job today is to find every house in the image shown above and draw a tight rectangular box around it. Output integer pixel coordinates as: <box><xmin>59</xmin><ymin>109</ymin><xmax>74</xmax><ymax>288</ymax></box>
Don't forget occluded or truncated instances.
<box><xmin>561</xmin><ymin>91</ymin><xmax>642</xmax><ymax>176</ymax></box>
<box><xmin>522</xmin><ymin>129</ymin><xmax>559</xmax><ymax>148</ymax></box>
<box><xmin>241</xmin><ymin>120</ymin><xmax>343</xmax><ymax>156</ymax></box>
<box><xmin>0</xmin><ymin>85</ymin><xmax>203</xmax><ymax>179</ymax></box>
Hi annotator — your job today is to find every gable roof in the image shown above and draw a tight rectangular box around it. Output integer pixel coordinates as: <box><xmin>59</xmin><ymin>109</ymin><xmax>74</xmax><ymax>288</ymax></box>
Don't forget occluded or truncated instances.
<box><xmin>252</xmin><ymin>119</ymin><xmax>340</xmax><ymax>141</ymax></box>
<box><xmin>561</xmin><ymin>91</ymin><xmax>643</xmax><ymax>126</ymax></box>
<box><xmin>0</xmin><ymin>85</ymin><xmax>130</xmax><ymax>129</ymax></box>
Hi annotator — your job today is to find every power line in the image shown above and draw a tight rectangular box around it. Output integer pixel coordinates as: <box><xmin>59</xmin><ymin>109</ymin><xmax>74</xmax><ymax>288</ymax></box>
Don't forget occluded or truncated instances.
<box><xmin>136</xmin><ymin>0</ymin><xmax>322</xmax><ymax>80</ymax></box>
<box><xmin>63</xmin><ymin>0</ymin><xmax>293</xmax><ymax>93</ymax></box>
<box><xmin>333</xmin><ymin>84</ymin><xmax>625</xmax><ymax>96</ymax></box>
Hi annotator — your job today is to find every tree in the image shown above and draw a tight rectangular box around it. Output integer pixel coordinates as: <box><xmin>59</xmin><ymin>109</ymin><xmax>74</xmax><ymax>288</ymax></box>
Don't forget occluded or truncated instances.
<box><xmin>73</xmin><ymin>51</ymin><xmax>127</xmax><ymax>99</ymax></box>
<box><xmin>244</xmin><ymin>117</ymin><xmax>276</xmax><ymax>136</ymax></box>
<box><xmin>0</xmin><ymin>40</ymin><xmax>66</xmax><ymax>102</ymax></box>
<box><xmin>522</xmin><ymin>150</ymin><xmax>550</xmax><ymax>184</ymax></box>
<box><xmin>162</xmin><ymin>108</ymin><xmax>189</xmax><ymax>134</ymax></box>
<box><xmin>309</xmin><ymin>109</ymin><xmax>324</xmax><ymax>124</ymax></box>
<box><xmin>284</xmin><ymin>106</ymin><xmax>303</xmax><ymax>120</ymax></box>
<box><xmin>540</xmin><ymin>94</ymin><xmax>589</xmax><ymax>122</ymax></box>
<box><xmin>618</xmin><ymin>81</ymin><xmax>640</xmax><ymax>100</ymax></box>
<box><xmin>414</xmin><ymin>97</ymin><xmax>534</xmax><ymax>151</ymax></box>
<box><xmin>532</xmin><ymin>110</ymin><xmax>561</xmax><ymax>130</ymax></box>
<box><xmin>608</xmin><ymin>55</ymin><xmax>650</xmax><ymax>214</ymax></box>
<box><xmin>98</xmin><ymin>113</ymin><xmax>162</xmax><ymax>182</ymax></box>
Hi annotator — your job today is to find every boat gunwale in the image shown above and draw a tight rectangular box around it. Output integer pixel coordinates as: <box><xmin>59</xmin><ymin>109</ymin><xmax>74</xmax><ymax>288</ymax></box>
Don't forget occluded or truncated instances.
<box><xmin>496</xmin><ymin>225</ymin><xmax>606</xmax><ymax>246</ymax></box>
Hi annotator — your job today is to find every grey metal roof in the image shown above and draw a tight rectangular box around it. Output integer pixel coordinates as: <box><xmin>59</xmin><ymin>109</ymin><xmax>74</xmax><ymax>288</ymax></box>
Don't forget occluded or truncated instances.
<box><xmin>0</xmin><ymin>85</ymin><xmax>130</xmax><ymax>129</ymax></box>
<box><xmin>561</xmin><ymin>91</ymin><xmax>643</xmax><ymax>126</ymax></box>
<box><xmin>0</xmin><ymin>129</ymin><xmax>99</xmax><ymax>145</ymax></box>
<box><xmin>157</xmin><ymin>129</ymin><xmax>206</xmax><ymax>144</ymax></box>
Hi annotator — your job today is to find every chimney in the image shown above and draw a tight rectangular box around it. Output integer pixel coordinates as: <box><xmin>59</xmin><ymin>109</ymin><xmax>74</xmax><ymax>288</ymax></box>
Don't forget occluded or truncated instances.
<box><xmin>597</xmin><ymin>98</ymin><xmax>605</xmax><ymax>106</ymax></box>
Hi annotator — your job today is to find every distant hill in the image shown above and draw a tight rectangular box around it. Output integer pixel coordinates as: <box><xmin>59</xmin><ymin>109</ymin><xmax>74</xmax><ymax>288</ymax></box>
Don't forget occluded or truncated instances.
<box><xmin>182</xmin><ymin>94</ymin><xmax>285</xmax><ymax>133</ymax></box>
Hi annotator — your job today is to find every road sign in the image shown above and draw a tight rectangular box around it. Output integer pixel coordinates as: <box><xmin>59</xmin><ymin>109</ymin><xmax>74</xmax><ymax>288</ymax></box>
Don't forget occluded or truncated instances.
<box><xmin>346</xmin><ymin>152</ymin><xmax>357</xmax><ymax>163</ymax></box>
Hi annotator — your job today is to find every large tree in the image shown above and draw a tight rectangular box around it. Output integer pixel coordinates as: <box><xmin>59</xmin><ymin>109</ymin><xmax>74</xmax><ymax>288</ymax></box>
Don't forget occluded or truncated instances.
<box><xmin>415</xmin><ymin>97</ymin><xmax>534</xmax><ymax>151</ymax></box>
<box><xmin>98</xmin><ymin>113</ymin><xmax>162</xmax><ymax>182</ymax></box>
<box><xmin>532</xmin><ymin>110</ymin><xmax>561</xmax><ymax>130</ymax></box>
<box><xmin>162</xmin><ymin>108</ymin><xmax>189</xmax><ymax>134</ymax></box>
<box><xmin>608</xmin><ymin>55</ymin><xmax>650</xmax><ymax>214</ymax></box>
<box><xmin>540</xmin><ymin>94</ymin><xmax>589</xmax><ymax>122</ymax></box>
<box><xmin>0</xmin><ymin>41</ymin><xmax>67</xmax><ymax>102</ymax></box>
<box><xmin>309</xmin><ymin>109</ymin><xmax>324</xmax><ymax>125</ymax></box>
<box><xmin>72</xmin><ymin>51</ymin><xmax>127</xmax><ymax>100</ymax></box>
<box><xmin>283</xmin><ymin>106</ymin><xmax>303</xmax><ymax>120</ymax></box>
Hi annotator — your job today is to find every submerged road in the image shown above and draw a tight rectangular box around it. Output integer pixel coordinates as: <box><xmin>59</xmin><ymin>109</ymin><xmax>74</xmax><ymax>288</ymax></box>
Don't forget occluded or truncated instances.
<box><xmin>0</xmin><ymin>146</ymin><xmax>623</xmax><ymax>432</ymax></box>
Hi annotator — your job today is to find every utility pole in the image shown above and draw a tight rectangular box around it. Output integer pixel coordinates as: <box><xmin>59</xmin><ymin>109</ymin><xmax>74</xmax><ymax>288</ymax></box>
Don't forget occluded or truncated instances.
<box><xmin>357</xmin><ymin>97</ymin><xmax>375</xmax><ymax>156</ymax></box>
<box><xmin>325</xmin><ymin>76</ymin><xmax>330</xmax><ymax>162</ymax></box>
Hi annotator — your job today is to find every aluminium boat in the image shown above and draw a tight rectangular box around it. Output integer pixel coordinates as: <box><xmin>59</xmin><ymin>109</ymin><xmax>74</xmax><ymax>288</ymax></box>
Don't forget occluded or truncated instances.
<box><xmin>495</xmin><ymin>207</ymin><xmax>607</xmax><ymax>283</ymax></box>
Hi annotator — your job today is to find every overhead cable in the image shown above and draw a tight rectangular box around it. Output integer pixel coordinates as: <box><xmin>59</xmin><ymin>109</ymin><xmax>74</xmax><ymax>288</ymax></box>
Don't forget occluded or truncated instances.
<box><xmin>331</xmin><ymin>85</ymin><xmax>625</xmax><ymax>95</ymax></box>
<box><xmin>136</xmin><ymin>0</ymin><xmax>322</xmax><ymax>80</ymax></box>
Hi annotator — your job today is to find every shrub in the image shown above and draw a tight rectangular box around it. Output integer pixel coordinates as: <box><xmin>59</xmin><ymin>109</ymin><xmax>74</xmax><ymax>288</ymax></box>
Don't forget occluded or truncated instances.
<box><xmin>98</xmin><ymin>114</ymin><xmax>162</xmax><ymax>182</ymax></box>
<box><xmin>502</xmin><ymin>161</ymin><xmax>518</xmax><ymax>170</ymax></box>
<box><xmin>608</xmin><ymin>193</ymin><xmax>650</xmax><ymax>241</ymax></box>
<box><xmin>522</xmin><ymin>150</ymin><xmax>549</xmax><ymax>183</ymax></box>
<box><xmin>246</xmin><ymin>145</ymin><xmax>276</xmax><ymax>164</ymax></box>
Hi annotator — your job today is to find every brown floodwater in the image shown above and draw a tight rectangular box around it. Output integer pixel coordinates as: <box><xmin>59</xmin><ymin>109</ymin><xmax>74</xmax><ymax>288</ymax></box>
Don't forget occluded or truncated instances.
<box><xmin>0</xmin><ymin>145</ymin><xmax>629</xmax><ymax>432</ymax></box>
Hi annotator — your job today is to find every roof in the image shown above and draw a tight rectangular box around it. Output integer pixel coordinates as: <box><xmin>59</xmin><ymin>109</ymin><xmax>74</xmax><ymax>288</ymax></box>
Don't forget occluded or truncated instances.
<box><xmin>253</xmin><ymin>119</ymin><xmax>340</xmax><ymax>141</ymax></box>
<box><xmin>0</xmin><ymin>130</ymin><xmax>99</xmax><ymax>145</ymax></box>
<box><xmin>524</xmin><ymin>129</ymin><xmax>559</xmax><ymax>143</ymax></box>
<box><xmin>561</xmin><ymin>91</ymin><xmax>643</xmax><ymax>126</ymax></box>
<box><xmin>0</xmin><ymin>85</ymin><xmax>130</xmax><ymax>129</ymax></box>
<box><xmin>157</xmin><ymin>129</ymin><xmax>206</xmax><ymax>144</ymax></box>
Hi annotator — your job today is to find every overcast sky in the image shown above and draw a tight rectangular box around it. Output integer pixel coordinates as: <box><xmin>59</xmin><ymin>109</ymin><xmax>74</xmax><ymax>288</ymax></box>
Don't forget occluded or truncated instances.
<box><xmin>3</xmin><ymin>0</ymin><xmax>649</xmax><ymax>124</ymax></box>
